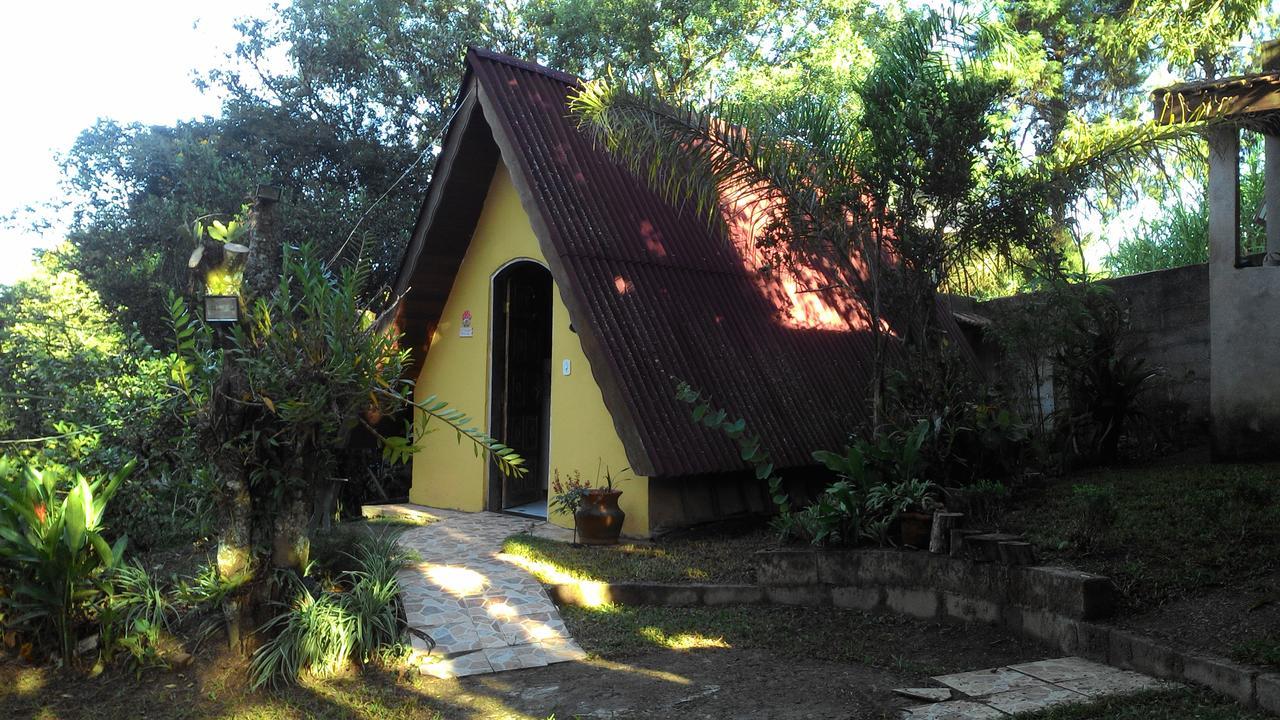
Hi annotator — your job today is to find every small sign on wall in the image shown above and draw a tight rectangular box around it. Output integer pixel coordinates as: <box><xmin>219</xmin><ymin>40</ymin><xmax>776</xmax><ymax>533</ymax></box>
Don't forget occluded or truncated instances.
<box><xmin>460</xmin><ymin>310</ymin><xmax>474</xmax><ymax>337</ymax></box>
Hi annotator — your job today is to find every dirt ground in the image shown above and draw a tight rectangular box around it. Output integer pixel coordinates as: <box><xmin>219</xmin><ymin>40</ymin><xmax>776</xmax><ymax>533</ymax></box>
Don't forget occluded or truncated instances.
<box><xmin>1</xmin><ymin>609</ymin><xmax>1053</xmax><ymax>720</ymax></box>
<box><xmin>456</xmin><ymin>647</ymin><xmax>916</xmax><ymax>719</ymax></box>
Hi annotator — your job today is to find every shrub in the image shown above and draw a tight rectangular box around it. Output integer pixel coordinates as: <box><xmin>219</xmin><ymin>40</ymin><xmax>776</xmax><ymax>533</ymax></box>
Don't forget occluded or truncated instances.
<box><xmin>956</xmin><ymin>479</ymin><xmax>1011</xmax><ymax>530</ymax></box>
<box><xmin>98</xmin><ymin>562</ymin><xmax>181</xmax><ymax>672</ymax></box>
<box><xmin>249</xmin><ymin>534</ymin><xmax>410</xmax><ymax>689</ymax></box>
<box><xmin>678</xmin><ymin>381</ymin><xmax>943</xmax><ymax>547</ymax></box>
<box><xmin>1068</xmin><ymin>483</ymin><xmax>1117</xmax><ymax>551</ymax></box>
<box><xmin>0</xmin><ymin>458</ymin><xmax>134</xmax><ymax>663</ymax></box>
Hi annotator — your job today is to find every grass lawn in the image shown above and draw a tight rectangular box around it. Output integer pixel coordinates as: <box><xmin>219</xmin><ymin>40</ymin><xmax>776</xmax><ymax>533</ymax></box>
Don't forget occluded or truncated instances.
<box><xmin>1004</xmin><ymin>462</ymin><xmax>1280</xmax><ymax>611</ymax></box>
<box><xmin>559</xmin><ymin>603</ymin><xmax>1048</xmax><ymax>678</ymax></box>
<box><xmin>0</xmin><ymin>651</ymin><xmax>533</xmax><ymax>720</ymax></box>
<box><xmin>1013</xmin><ymin>688</ymin><xmax>1267</xmax><ymax>719</ymax></box>
<box><xmin>500</xmin><ymin>529</ymin><xmax>772</xmax><ymax>585</ymax></box>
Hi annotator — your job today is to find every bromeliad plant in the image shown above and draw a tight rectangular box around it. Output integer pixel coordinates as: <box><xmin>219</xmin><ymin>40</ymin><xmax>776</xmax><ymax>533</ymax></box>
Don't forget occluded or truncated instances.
<box><xmin>0</xmin><ymin>458</ymin><xmax>134</xmax><ymax>664</ymax></box>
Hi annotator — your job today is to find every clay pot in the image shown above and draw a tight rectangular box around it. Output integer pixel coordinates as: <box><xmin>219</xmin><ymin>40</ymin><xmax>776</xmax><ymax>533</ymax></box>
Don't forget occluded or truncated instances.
<box><xmin>575</xmin><ymin>489</ymin><xmax>626</xmax><ymax>545</ymax></box>
<box><xmin>898</xmin><ymin>511</ymin><xmax>933</xmax><ymax>549</ymax></box>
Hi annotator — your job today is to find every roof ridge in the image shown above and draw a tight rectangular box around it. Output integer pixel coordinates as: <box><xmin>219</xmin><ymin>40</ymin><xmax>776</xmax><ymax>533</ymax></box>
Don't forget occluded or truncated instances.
<box><xmin>466</xmin><ymin>47</ymin><xmax>582</xmax><ymax>87</ymax></box>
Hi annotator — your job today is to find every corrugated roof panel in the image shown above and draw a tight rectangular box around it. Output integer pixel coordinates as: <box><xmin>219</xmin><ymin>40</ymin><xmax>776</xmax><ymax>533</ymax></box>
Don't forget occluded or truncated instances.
<box><xmin>461</xmin><ymin>49</ymin><xmax>882</xmax><ymax>477</ymax></box>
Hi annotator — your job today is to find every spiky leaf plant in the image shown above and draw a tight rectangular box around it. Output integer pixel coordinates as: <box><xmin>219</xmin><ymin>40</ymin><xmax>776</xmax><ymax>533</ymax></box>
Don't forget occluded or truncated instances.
<box><xmin>249</xmin><ymin>534</ymin><xmax>411</xmax><ymax>690</ymax></box>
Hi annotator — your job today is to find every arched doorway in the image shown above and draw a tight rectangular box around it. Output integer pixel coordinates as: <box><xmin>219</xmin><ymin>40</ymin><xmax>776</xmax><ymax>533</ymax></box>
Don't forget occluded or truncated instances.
<box><xmin>488</xmin><ymin>260</ymin><xmax>552</xmax><ymax>516</ymax></box>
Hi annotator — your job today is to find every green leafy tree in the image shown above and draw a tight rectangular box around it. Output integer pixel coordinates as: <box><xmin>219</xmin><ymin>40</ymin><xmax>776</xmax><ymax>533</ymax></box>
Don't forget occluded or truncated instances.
<box><xmin>168</xmin><ymin>198</ymin><xmax>522</xmax><ymax>651</ymax></box>
<box><xmin>573</xmin><ymin>8</ymin><xmax>1186</xmax><ymax>428</ymax></box>
<box><xmin>59</xmin><ymin>120</ymin><xmax>262</xmax><ymax>345</ymax></box>
<box><xmin>527</xmin><ymin>0</ymin><xmax>811</xmax><ymax>97</ymax></box>
<box><xmin>0</xmin><ymin>249</ymin><xmax>206</xmax><ymax>551</ymax></box>
<box><xmin>1105</xmin><ymin>158</ymin><xmax>1266</xmax><ymax>276</ymax></box>
<box><xmin>58</xmin><ymin>0</ymin><xmax>878</xmax><ymax>346</ymax></box>
<box><xmin>1104</xmin><ymin>0</ymin><xmax>1275</xmax><ymax>80</ymax></box>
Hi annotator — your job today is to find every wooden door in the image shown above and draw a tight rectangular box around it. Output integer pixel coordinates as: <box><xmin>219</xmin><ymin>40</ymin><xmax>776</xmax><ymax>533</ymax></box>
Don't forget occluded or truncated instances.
<box><xmin>490</xmin><ymin>263</ymin><xmax>551</xmax><ymax>509</ymax></box>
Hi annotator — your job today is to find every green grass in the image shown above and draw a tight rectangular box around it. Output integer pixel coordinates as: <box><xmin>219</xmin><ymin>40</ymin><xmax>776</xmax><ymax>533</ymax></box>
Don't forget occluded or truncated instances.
<box><xmin>1233</xmin><ymin>635</ymin><xmax>1280</xmax><ymax>668</ymax></box>
<box><xmin>500</xmin><ymin>530</ymin><xmax>772</xmax><ymax>585</ymax></box>
<box><xmin>560</xmin><ymin>603</ymin><xmax>1041</xmax><ymax>678</ymax></box>
<box><xmin>1012</xmin><ymin>687</ymin><xmax>1266</xmax><ymax>719</ymax></box>
<box><xmin>1004</xmin><ymin>462</ymin><xmax>1280</xmax><ymax>610</ymax></box>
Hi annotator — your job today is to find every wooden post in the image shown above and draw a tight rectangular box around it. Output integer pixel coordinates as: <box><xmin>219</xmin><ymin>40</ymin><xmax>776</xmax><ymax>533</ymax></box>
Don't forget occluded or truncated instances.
<box><xmin>1266</xmin><ymin>135</ymin><xmax>1280</xmax><ymax>264</ymax></box>
<box><xmin>949</xmin><ymin>528</ymin><xmax>982</xmax><ymax>559</ymax></box>
<box><xmin>966</xmin><ymin>532</ymin><xmax>1024</xmax><ymax>563</ymax></box>
<box><xmin>998</xmin><ymin>541</ymin><xmax>1036</xmax><ymax>566</ymax></box>
<box><xmin>929</xmin><ymin>512</ymin><xmax>964</xmax><ymax>554</ymax></box>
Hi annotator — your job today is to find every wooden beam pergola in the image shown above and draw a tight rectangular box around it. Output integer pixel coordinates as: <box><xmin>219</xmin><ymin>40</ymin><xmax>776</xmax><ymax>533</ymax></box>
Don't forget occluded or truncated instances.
<box><xmin>1154</xmin><ymin>72</ymin><xmax>1280</xmax><ymax>130</ymax></box>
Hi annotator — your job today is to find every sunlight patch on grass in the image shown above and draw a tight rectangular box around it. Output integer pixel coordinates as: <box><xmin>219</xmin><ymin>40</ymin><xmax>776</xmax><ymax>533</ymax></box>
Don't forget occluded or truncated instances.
<box><xmin>638</xmin><ymin>626</ymin><xmax>730</xmax><ymax>650</ymax></box>
<box><xmin>500</xmin><ymin>532</ymin><xmax>769</xmax><ymax>586</ymax></box>
<box><xmin>9</xmin><ymin>667</ymin><xmax>47</xmax><ymax>697</ymax></box>
<box><xmin>496</xmin><ymin>549</ymin><xmax>597</xmax><ymax>585</ymax></box>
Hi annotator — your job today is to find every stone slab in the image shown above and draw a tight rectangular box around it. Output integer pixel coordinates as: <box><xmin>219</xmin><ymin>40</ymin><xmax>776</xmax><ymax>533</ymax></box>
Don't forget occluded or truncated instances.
<box><xmin>894</xmin><ymin>687</ymin><xmax>953</xmax><ymax>702</ymax></box>
<box><xmin>983</xmin><ymin>683</ymin><xmax>1086</xmax><ymax>714</ymax></box>
<box><xmin>754</xmin><ymin>550</ymin><xmax>819</xmax><ymax>586</ymax></box>
<box><xmin>1057</xmin><ymin>669</ymin><xmax>1171</xmax><ymax>697</ymax></box>
<box><xmin>1181</xmin><ymin>653</ymin><xmax>1257</xmax><ymax>704</ymax></box>
<box><xmin>1009</xmin><ymin>656</ymin><xmax>1112</xmax><ymax>683</ymax></box>
<box><xmin>902</xmin><ymin>700</ymin><xmax>1006</xmax><ymax>719</ymax></box>
<box><xmin>1256</xmin><ymin>673</ymin><xmax>1280</xmax><ymax>714</ymax></box>
<box><xmin>933</xmin><ymin>667</ymin><xmax>1045</xmax><ymax>696</ymax></box>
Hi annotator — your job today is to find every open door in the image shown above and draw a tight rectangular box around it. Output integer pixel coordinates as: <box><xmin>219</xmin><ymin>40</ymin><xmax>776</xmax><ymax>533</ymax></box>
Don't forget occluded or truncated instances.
<box><xmin>488</xmin><ymin>261</ymin><xmax>552</xmax><ymax>514</ymax></box>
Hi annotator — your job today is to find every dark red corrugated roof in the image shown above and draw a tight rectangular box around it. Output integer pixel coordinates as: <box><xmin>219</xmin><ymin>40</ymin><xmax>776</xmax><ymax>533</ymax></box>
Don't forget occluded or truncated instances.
<box><xmin>398</xmin><ymin>48</ymin><xmax>887</xmax><ymax>478</ymax></box>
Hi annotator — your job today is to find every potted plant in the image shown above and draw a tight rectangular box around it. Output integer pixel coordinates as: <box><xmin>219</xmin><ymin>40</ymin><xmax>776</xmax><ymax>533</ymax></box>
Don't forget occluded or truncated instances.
<box><xmin>549</xmin><ymin>469</ymin><xmax>592</xmax><ymax>545</ymax></box>
<box><xmin>577</xmin><ymin>466</ymin><xmax>628</xmax><ymax>545</ymax></box>
<box><xmin>868</xmin><ymin>478</ymin><xmax>939</xmax><ymax>549</ymax></box>
<box><xmin>895</xmin><ymin>478</ymin><xmax>940</xmax><ymax>548</ymax></box>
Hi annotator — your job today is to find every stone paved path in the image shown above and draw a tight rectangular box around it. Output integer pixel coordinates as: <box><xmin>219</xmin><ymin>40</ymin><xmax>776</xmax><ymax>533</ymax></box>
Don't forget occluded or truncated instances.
<box><xmin>898</xmin><ymin>656</ymin><xmax>1174</xmax><ymax>718</ymax></box>
<box><xmin>379</xmin><ymin>505</ymin><xmax>587</xmax><ymax>679</ymax></box>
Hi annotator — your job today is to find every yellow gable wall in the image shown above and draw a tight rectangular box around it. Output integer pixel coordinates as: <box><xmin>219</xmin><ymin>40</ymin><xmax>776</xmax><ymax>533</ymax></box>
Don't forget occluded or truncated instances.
<box><xmin>409</xmin><ymin>160</ymin><xmax>650</xmax><ymax>537</ymax></box>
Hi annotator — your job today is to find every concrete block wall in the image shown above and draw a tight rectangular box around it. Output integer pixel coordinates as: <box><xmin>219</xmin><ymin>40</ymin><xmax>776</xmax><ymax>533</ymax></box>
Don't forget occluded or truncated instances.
<box><xmin>754</xmin><ymin>548</ymin><xmax>1114</xmax><ymax>621</ymax></box>
<box><xmin>973</xmin><ymin>263</ymin><xmax>1210</xmax><ymax>428</ymax></box>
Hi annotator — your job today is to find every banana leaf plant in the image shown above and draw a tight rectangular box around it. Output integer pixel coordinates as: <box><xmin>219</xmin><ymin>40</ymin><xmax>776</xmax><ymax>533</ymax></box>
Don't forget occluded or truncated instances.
<box><xmin>0</xmin><ymin>459</ymin><xmax>134</xmax><ymax>664</ymax></box>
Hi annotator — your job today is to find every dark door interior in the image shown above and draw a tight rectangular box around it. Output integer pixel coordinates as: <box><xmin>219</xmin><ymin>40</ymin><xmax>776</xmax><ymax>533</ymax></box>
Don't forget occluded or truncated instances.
<box><xmin>489</xmin><ymin>262</ymin><xmax>552</xmax><ymax>510</ymax></box>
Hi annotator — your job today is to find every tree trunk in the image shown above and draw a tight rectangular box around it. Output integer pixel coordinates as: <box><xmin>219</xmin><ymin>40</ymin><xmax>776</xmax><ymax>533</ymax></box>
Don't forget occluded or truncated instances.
<box><xmin>272</xmin><ymin>483</ymin><xmax>312</xmax><ymax>574</ymax></box>
<box><xmin>929</xmin><ymin>512</ymin><xmax>964</xmax><ymax>554</ymax></box>
<box><xmin>216</xmin><ymin>463</ymin><xmax>252</xmax><ymax>652</ymax></box>
<box><xmin>243</xmin><ymin>186</ymin><xmax>283</xmax><ymax>300</ymax></box>
<box><xmin>204</xmin><ymin>187</ymin><xmax>283</xmax><ymax>652</ymax></box>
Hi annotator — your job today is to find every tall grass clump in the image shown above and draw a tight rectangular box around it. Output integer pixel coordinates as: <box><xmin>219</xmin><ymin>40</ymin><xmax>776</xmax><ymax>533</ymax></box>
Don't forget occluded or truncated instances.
<box><xmin>249</xmin><ymin>534</ymin><xmax>411</xmax><ymax>689</ymax></box>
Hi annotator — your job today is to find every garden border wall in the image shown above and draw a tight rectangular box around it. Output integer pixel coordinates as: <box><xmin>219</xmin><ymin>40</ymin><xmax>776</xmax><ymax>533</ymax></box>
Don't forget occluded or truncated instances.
<box><xmin>546</xmin><ymin>548</ymin><xmax>1279</xmax><ymax>715</ymax></box>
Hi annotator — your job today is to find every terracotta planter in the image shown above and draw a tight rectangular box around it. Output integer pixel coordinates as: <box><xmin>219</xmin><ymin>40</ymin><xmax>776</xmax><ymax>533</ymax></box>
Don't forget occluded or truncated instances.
<box><xmin>575</xmin><ymin>489</ymin><xmax>625</xmax><ymax>545</ymax></box>
<box><xmin>898</xmin><ymin>511</ymin><xmax>933</xmax><ymax>549</ymax></box>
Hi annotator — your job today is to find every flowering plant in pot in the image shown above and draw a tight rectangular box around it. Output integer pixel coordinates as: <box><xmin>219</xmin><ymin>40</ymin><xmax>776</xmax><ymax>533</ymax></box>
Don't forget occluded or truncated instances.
<box><xmin>550</xmin><ymin>466</ymin><xmax>627</xmax><ymax>546</ymax></box>
<box><xmin>549</xmin><ymin>470</ymin><xmax>592</xmax><ymax>545</ymax></box>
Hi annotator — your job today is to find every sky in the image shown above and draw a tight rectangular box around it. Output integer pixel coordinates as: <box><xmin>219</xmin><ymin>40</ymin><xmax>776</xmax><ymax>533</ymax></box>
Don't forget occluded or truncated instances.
<box><xmin>0</xmin><ymin>0</ymin><xmax>275</xmax><ymax>285</ymax></box>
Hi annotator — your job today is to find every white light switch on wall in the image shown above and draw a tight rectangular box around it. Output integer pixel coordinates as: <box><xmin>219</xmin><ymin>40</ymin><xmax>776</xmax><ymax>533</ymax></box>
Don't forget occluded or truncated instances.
<box><xmin>562</xmin><ymin>359</ymin><xmax>571</xmax><ymax>376</ymax></box>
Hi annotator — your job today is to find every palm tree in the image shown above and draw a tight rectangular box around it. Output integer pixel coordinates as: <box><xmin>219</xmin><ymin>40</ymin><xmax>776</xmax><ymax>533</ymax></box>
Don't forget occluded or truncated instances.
<box><xmin>571</xmin><ymin>8</ymin><xmax>1196</xmax><ymax>434</ymax></box>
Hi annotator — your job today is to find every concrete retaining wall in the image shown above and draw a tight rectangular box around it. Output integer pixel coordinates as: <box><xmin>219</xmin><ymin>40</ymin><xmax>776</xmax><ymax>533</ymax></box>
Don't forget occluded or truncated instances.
<box><xmin>546</xmin><ymin>547</ymin><xmax>1279</xmax><ymax>714</ymax></box>
<box><xmin>755</xmin><ymin>548</ymin><xmax>1114</xmax><ymax>621</ymax></box>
